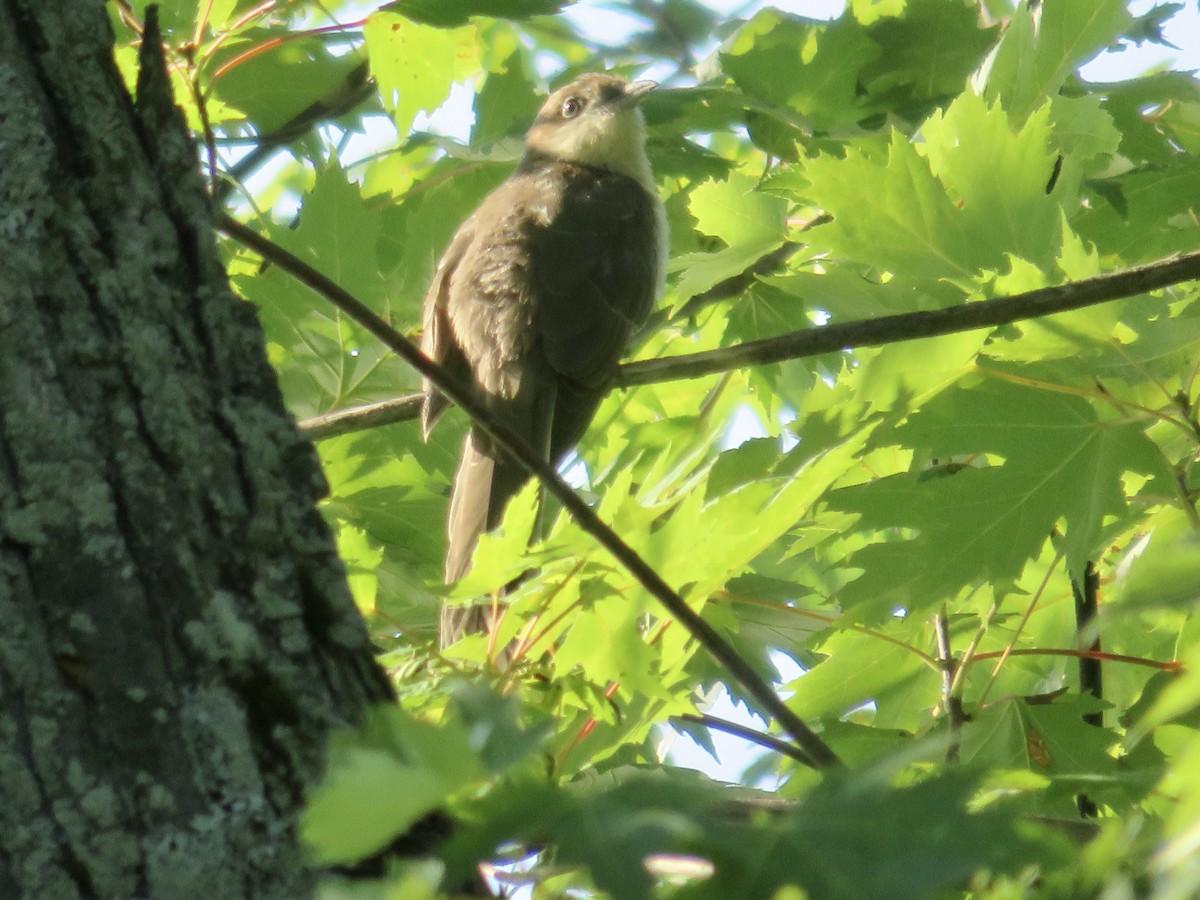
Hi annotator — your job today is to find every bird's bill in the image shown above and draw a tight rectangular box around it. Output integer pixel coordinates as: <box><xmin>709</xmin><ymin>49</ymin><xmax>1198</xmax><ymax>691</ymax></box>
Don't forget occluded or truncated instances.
<box><xmin>619</xmin><ymin>80</ymin><xmax>658</xmax><ymax>106</ymax></box>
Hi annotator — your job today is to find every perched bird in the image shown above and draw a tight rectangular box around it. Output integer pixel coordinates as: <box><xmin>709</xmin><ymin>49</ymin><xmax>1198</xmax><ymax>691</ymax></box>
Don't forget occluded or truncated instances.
<box><xmin>420</xmin><ymin>73</ymin><xmax>667</xmax><ymax>648</ymax></box>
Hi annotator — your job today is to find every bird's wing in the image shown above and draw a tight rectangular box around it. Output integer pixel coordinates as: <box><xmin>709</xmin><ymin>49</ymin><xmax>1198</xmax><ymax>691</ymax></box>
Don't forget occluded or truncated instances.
<box><xmin>529</xmin><ymin>170</ymin><xmax>660</xmax><ymax>388</ymax></box>
<box><xmin>420</xmin><ymin>214</ymin><xmax>477</xmax><ymax>439</ymax></box>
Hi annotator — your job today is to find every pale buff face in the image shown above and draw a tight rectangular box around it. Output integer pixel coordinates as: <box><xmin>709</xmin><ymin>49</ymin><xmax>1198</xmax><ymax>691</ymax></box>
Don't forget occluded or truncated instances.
<box><xmin>525</xmin><ymin>74</ymin><xmax>655</xmax><ymax>189</ymax></box>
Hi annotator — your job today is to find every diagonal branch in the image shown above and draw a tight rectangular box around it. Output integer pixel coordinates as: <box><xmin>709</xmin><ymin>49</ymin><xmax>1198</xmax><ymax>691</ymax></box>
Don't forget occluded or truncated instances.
<box><xmin>219</xmin><ymin>214</ymin><xmax>843</xmax><ymax>770</ymax></box>
<box><xmin>619</xmin><ymin>251</ymin><xmax>1200</xmax><ymax>387</ymax></box>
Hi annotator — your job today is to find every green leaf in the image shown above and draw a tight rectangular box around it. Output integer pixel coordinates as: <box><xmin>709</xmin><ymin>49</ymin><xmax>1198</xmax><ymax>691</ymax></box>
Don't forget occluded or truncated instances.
<box><xmin>303</xmin><ymin>746</ymin><xmax>447</xmax><ymax>865</ymax></box>
<box><xmin>236</xmin><ymin>168</ymin><xmax>416</xmax><ymax>416</ymax></box>
<box><xmin>724</xmin><ymin>282</ymin><xmax>816</xmax><ymax>347</ymax></box>
<box><xmin>828</xmin><ymin>377</ymin><xmax>1172</xmax><ymax>617</ymax></box>
<box><xmin>447</xmin><ymin>681</ymin><xmax>555</xmax><ymax>772</ymax></box>
<box><xmin>803</xmin><ymin>130</ymin><xmax>983</xmax><ymax>282</ymax></box>
<box><xmin>365</xmin><ymin>12</ymin><xmax>481</xmax><ymax>135</ymax></box>
<box><xmin>302</xmin><ymin>707</ymin><xmax>486</xmax><ymax>865</ymax></box>
<box><xmin>672</xmin><ymin>173</ymin><xmax>788</xmax><ymax>306</ymax></box>
<box><xmin>669</xmin><ymin>245</ymin><xmax>769</xmax><ymax>306</ymax></box>
<box><xmin>209</xmin><ymin>35</ymin><xmax>365</xmax><ymax>133</ymax></box>
<box><xmin>1116</xmin><ymin>532</ymin><xmax>1200</xmax><ymax>614</ymax></box>
<box><xmin>688</xmin><ymin>172</ymin><xmax>788</xmax><ymax>247</ymax></box>
<box><xmin>981</xmin><ymin>218</ymin><xmax>1112</xmax><ymax>363</ymax></box>
<box><xmin>386</xmin><ymin>0</ymin><xmax>569</xmax><ymax>28</ymax></box>
<box><xmin>556</xmin><ymin>591</ymin><xmax>667</xmax><ymax>697</ymax></box>
<box><xmin>646</xmin><ymin>136</ymin><xmax>737</xmax><ymax>181</ymax></box>
<box><xmin>1048</xmin><ymin>94</ymin><xmax>1122</xmax><ymax>169</ymax></box>
<box><xmin>1074</xmin><ymin>157</ymin><xmax>1200</xmax><ymax>260</ymax></box>
<box><xmin>335</xmin><ymin>523</ymin><xmax>384</xmax><ymax>616</ymax></box>
<box><xmin>921</xmin><ymin>93</ymin><xmax>1059</xmax><ymax>269</ymax></box>
<box><xmin>851</xmin><ymin>0</ymin><xmax>907</xmax><ymax>26</ymax></box>
<box><xmin>720</xmin><ymin>9</ymin><xmax>880</xmax><ymax>131</ymax></box>
<box><xmin>858</xmin><ymin>0</ymin><xmax>999</xmax><ymax>106</ymax></box>
<box><xmin>785</xmin><ymin>624</ymin><xmax>940</xmax><ymax>729</ymax></box>
<box><xmin>986</xmin><ymin>0</ymin><xmax>1132</xmax><ymax>123</ymax></box>
<box><xmin>959</xmin><ymin>696</ymin><xmax>1117</xmax><ymax>778</ymax></box>
<box><xmin>470</xmin><ymin>50</ymin><xmax>538</xmax><ymax>145</ymax></box>
<box><xmin>708</xmin><ymin>765</ymin><xmax>1065</xmax><ymax>898</ymax></box>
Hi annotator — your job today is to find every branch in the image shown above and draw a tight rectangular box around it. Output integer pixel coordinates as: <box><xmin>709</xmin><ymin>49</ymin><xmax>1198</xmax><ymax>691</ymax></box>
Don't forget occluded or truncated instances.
<box><xmin>299</xmin><ymin>393</ymin><xmax>423</xmax><ymax>441</ymax></box>
<box><xmin>294</xmin><ymin>251</ymin><xmax>1200</xmax><ymax>441</ymax></box>
<box><xmin>672</xmin><ymin>713</ymin><xmax>817</xmax><ymax>768</ymax></box>
<box><xmin>618</xmin><ymin>251</ymin><xmax>1200</xmax><ymax>387</ymax></box>
<box><xmin>219</xmin><ymin>214</ymin><xmax>842</xmax><ymax>770</ymax></box>
<box><xmin>214</xmin><ymin>59</ymin><xmax>373</xmax><ymax>204</ymax></box>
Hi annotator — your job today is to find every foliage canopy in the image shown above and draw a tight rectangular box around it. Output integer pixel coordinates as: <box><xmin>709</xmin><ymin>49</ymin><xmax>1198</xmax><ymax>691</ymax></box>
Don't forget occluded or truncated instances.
<box><xmin>111</xmin><ymin>0</ymin><xmax>1200</xmax><ymax>895</ymax></box>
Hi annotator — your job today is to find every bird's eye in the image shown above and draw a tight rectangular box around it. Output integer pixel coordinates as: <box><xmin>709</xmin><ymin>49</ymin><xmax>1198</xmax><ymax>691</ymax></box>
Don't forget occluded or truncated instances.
<box><xmin>561</xmin><ymin>97</ymin><xmax>584</xmax><ymax>118</ymax></box>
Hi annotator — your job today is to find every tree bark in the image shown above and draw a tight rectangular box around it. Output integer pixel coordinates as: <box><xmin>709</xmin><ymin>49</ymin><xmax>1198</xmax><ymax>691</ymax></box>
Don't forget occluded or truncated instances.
<box><xmin>0</xmin><ymin>4</ymin><xmax>392</xmax><ymax>897</ymax></box>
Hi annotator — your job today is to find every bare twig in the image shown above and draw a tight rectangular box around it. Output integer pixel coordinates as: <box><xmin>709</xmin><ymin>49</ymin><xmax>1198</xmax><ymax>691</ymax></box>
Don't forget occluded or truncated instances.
<box><xmin>219</xmin><ymin>214</ymin><xmax>843</xmax><ymax>770</ymax></box>
<box><xmin>298</xmin><ymin>393</ymin><xmax>423</xmax><ymax>440</ymax></box>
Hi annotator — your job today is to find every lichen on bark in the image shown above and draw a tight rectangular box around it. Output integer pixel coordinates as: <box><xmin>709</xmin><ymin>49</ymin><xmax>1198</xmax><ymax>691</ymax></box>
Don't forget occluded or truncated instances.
<box><xmin>0</xmin><ymin>4</ymin><xmax>391</xmax><ymax>897</ymax></box>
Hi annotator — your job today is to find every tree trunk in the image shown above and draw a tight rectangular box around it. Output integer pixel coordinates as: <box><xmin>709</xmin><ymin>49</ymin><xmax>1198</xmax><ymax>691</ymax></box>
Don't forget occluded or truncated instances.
<box><xmin>0</xmin><ymin>4</ymin><xmax>392</xmax><ymax>897</ymax></box>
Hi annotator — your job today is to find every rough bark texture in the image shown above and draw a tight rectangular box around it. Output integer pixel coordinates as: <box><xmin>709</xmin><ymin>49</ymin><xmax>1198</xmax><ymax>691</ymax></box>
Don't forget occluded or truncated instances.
<box><xmin>0</xmin><ymin>3</ymin><xmax>393</xmax><ymax>897</ymax></box>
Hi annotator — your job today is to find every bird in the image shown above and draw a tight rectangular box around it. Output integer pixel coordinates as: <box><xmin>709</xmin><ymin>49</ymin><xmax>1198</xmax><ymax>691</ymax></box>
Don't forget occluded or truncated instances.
<box><xmin>420</xmin><ymin>73</ymin><xmax>667</xmax><ymax>649</ymax></box>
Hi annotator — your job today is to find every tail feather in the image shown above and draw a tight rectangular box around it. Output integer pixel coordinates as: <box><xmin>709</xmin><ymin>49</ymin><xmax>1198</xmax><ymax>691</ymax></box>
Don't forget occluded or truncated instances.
<box><xmin>440</xmin><ymin>430</ymin><xmax>529</xmax><ymax>648</ymax></box>
<box><xmin>439</xmin><ymin>376</ymin><xmax>558</xmax><ymax>651</ymax></box>
<box><xmin>444</xmin><ymin>431</ymin><xmax>496</xmax><ymax>585</ymax></box>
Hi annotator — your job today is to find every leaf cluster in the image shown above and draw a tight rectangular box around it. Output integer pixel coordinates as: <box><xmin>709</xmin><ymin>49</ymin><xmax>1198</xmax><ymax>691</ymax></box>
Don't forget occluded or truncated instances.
<box><xmin>113</xmin><ymin>0</ymin><xmax>1200</xmax><ymax>896</ymax></box>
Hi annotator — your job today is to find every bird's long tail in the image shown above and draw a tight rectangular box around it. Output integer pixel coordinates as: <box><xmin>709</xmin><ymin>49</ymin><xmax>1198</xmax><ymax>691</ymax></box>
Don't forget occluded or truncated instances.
<box><xmin>440</xmin><ymin>429</ymin><xmax>529</xmax><ymax>648</ymax></box>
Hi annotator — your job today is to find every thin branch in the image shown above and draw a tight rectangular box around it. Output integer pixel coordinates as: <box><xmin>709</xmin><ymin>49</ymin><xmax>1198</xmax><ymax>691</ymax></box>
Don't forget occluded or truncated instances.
<box><xmin>298</xmin><ymin>393</ymin><xmax>423</xmax><ymax>440</ymax></box>
<box><xmin>213</xmin><ymin>59</ymin><xmax>374</xmax><ymax>204</ymax></box>
<box><xmin>672</xmin><ymin>713</ymin><xmax>817</xmax><ymax>768</ymax></box>
<box><xmin>934</xmin><ymin>610</ymin><xmax>964</xmax><ymax>763</ymax></box>
<box><xmin>189</xmin><ymin>74</ymin><xmax>219</xmax><ymax>194</ymax></box>
<box><xmin>618</xmin><ymin>251</ymin><xmax>1200</xmax><ymax>387</ymax></box>
<box><xmin>219</xmin><ymin>214</ymin><xmax>843</xmax><ymax>770</ymax></box>
<box><xmin>112</xmin><ymin>0</ymin><xmax>143</xmax><ymax>34</ymax></box>
<box><xmin>198</xmin><ymin>1</ymin><xmax>279</xmax><ymax>64</ymax></box>
<box><xmin>1073</xmin><ymin>562</ymin><xmax>1104</xmax><ymax>719</ymax></box>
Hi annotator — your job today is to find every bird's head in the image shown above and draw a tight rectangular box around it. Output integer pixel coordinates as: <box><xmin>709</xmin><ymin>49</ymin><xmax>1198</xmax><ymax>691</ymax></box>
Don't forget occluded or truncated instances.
<box><xmin>525</xmin><ymin>74</ymin><xmax>656</xmax><ymax>187</ymax></box>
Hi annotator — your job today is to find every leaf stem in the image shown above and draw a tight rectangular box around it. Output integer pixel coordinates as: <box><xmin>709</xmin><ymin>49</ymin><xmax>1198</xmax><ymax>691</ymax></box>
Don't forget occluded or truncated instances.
<box><xmin>968</xmin><ymin>648</ymin><xmax>1181</xmax><ymax>672</ymax></box>
<box><xmin>719</xmin><ymin>592</ymin><xmax>939</xmax><ymax>668</ymax></box>
<box><xmin>977</xmin><ymin>550</ymin><xmax>1063</xmax><ymax>707</ymax></box>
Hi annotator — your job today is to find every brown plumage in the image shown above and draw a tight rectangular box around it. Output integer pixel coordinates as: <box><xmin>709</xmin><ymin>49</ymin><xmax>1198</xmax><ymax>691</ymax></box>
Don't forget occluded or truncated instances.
<box><xmin>420</xmin><ymin>73</ymin><xmax>666</xmax><ymax>648</ymax></box>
